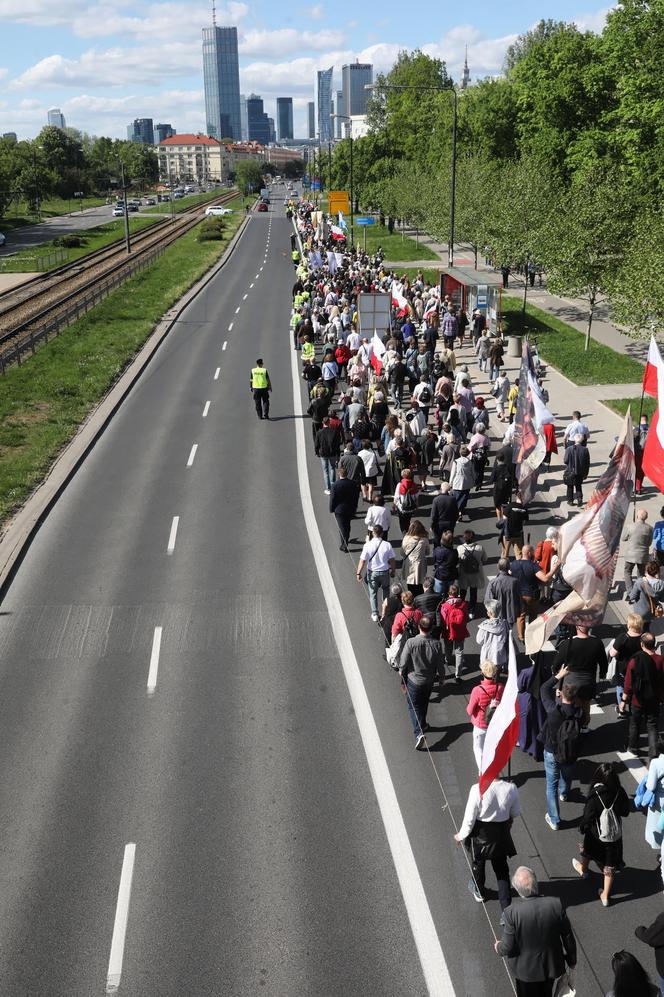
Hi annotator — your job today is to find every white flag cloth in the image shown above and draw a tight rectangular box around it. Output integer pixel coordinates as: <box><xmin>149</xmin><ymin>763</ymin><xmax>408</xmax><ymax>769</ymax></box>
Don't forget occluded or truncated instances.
<box><xmin>479</xmin><ymin>635</ymin><xmax>520</xmax><ymax>796</ymax></box>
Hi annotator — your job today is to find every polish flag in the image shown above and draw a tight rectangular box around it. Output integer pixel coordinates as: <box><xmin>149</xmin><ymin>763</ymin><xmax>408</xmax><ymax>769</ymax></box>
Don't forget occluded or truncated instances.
<box><xmin>642</xmin><ymin>364</ymin><xmax>664</xmax><ymax>492</ymax></box>
<box><xmin>643</xmin><ymin>336</ymin><xmax>663</xmax><ymax>398</ymax></box>
<box><xmin>391</xmin><ymin>280</ymin><xmax>409</xmax><ymax>316</ymax></box>
<box><xmin>330</xmin><ymin>224</ymin><xmax>345</xmax><ymax>241</ymax></box>
<box><xmin>479</xmin><ymin>635</ymin><xmax>520</xmax><ymax>796</ymax></box>
<box><xmin>370</xmin><ymin>330</ymin><xmax>386</xmax><ymax>375</ymax></box>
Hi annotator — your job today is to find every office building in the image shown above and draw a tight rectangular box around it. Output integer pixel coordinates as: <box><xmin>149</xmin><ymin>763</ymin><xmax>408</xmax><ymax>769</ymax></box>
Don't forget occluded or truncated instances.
<box><xmin>267</xmin><ymin>117</ymin><xmax>276</xmax><ymax>144</ymax></box>
<box><xmin>342</xmin><ymin>61</ymin><xmax>372</xmax><ymax>129</ymax></box>
<box><xmin>334</xmin><ymin>90</ymin><xmax>344</xmax><ymax>138</ymax></box>
<box><xmin>128</xmin><ymin>118</ymin><xmax>154</xmax><ymax>144</ymax></box>
<box><xmin>307</xmin><ymin>101</ymin><xmax>315</xmax><ymax>139</ymax></box>
<box><xmin>157</xmin><ymin>134</ymin><xmax>232</xmax><ymax>183</ymax></box>
<box><xmin>47</xmin><ymin>108</ymin><xmax>66</xmax><ymax>129</ymax></box>
<box><xmin>316</xmin><ymin>66</ymin><xmax>333</xmax><ymax>142</ymax></box>
<box><xmin>240</xmin><ymin>94</ymin><xmax>249</xmax><ymax>140</ymax></box>
<box><xmin>246</xmin><ymin>94</ymin><xmax>271</xmax><ymax>145</ymax></box>
<box><xmin>154</xmin><ymin>123</ymin><xmax>175</xmax><ymax>143</ymax></box>
<box><xmin>202</xmin><ymin>24</ymin><xmax>241</xmax><ymax>140</ymax></box>
<box><xmin>276</xmin><ymin>97</ymin><xmax>293</xmax><ymax>141</ymax></box>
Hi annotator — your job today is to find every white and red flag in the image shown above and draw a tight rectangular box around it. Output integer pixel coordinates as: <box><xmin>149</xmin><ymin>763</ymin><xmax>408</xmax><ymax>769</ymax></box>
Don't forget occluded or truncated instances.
<box><xmin>391</xmin><ymin>280</ymin><xmax>409</xmax><ymax>317</ymax></box>
<box><xmin>370</xmin><ymin>330</ymin><xmax>385</xmax><ymax>375</ymax></box>
<box><xmin>330</xmin><ymin>224</ymin><xmax>345</xmax><ymax>241</ymax></box>
<box><xmin>479</xmin><ymin>635</ymin><xmax>519</xmax><ymax>796</ymax></box>
<box><xmin>643</xmin><ymin>336</ymin><xmax>663</xmax><ymax>398</ymax></box>
<box><xmin>642</xmin><ymin>361</ymin><xmax>664</xmax><ymax>492</ymax></box>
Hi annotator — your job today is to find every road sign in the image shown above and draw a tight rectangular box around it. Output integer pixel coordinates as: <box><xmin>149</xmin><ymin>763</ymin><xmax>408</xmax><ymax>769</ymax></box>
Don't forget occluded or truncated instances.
<box><xmin>311</xmin><ymin>181</ymin><xmax>321</xmax><ymax>191</ymax></box>
<box><xmin>328</xmin><ymin>190</ymin><xmax>350</xmax><ymax>216</ymax></box>
<box><xmin>355</xmin><ymin>217</ymin><xmax>374</xmax><ymax>225</ymax></box>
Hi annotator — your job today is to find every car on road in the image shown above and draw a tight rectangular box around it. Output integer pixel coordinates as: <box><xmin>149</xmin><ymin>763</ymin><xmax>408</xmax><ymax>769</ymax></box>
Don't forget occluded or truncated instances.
<box><xmin>257</xmin><ymin>201</ymin><xmax>268</xmax><ymax>212</ymax></box>
<box><xmin>173</xmin><ymin>191</ymin><xmax>185</xmax><ymax>199</ymax></box>
<box><xmin>127</xmin><ymin>203</ymin><xmax>139</xmax><ymax>212</ymax></box>
<box><xmin>146</xmin><ymin>197</ymin><xmax>157</xmax><ymax>205</ymax></box>
<box><xmin>112</xmin><ymin>206</ymin><xmax>125</xmax><ymax>217</ymax></box>
<box><xmin>205</xmin><ymin>205</ymin><xmax>233</xmax><ymax>216</ymax></box>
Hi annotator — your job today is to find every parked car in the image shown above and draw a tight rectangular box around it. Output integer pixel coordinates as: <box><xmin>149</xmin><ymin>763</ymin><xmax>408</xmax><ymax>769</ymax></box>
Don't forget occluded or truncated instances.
<box><xmin>257</xmin><ymin>201</ymin><xmax>268</xmax><ymax>212</ymax></box>
<box><xmin>146</xmin><ymin>197</ymin><xmax>157</xmax><ymax>205</ymax></box>
<box><xmin>173</xmin><ymin>191</ymin><xmax>184</xmax><ymax>199</ymax></box>
<box><xmin>205</xmin><ymin>205</ymin><xmax>232</xmax><ymax>216</ymax></box>
<box><xmin>127</xmin><ymin>203</ymin><xmax>139</xmax><ymax>212</ymax></box>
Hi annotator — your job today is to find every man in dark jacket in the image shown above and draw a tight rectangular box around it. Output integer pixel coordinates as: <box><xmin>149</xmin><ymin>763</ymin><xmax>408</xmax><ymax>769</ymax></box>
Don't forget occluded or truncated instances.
<box><xmin>315</xmin><ymin>416</ymin><xmax>341</xmax><ymax>493</ymax></box>
<box><xmin>430</xmin><ymin>482</ymin><xmax>459</xmax><ymax>547</ymax></box>
<box><xmin>399</xmin><ymin>615</ymin><xmax>445</xmax><ymax>749</ymax></box>
<box><xmin>495</xmin><ymin>866</ymin><xmax>576</xmax><ymax>995</ymax></box>
<box><xmin>485</xmin><ymin>558</ymin><xmax>520</xmax><ymax>628</ymax></box>
<box><xmin>541</xmin><ymin>669</ymin><xmax>584</xmax><ymax>830</ymax></box>
<box><xmin>329</xmin><ymin>466</ymin><xmax>359</xmax><ymax>551</ymax></box>
<box><xmin>620</xmin><ymin>632</ymin><xmax>664</xmax><ymax>759</ymax></box>
<box><xmin>564</xmin><ymin>434</ymin><xmax>590</xmax><ymax>506</ymax></box>
<box><xmin>339</xmin><ymin>443</ymin><xmax>365</xmax><ymax>514</ymax></box>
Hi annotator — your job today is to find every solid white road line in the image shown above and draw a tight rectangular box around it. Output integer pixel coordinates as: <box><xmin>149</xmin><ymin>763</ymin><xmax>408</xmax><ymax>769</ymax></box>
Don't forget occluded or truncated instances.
<box><xmin>222</xmin><ymin>341</ymin><xmax>227</xmax><ymax>351</ymax></box>
<box><xmin>105</xmin><ymin>843</ymin><xmax>137</xmax><ymax>994</ymax></box>
<box><xmin>147</xmin><ymin>626</ymin><xmax>162</xmax><ymax>695</ymax></box>
<box><xmin>289</xmin><ymin>344</ymin><xmax>454</xmax><ymax>997</ymax></box>
<box><xmin>186</xmin><ymin>443</ymin><xmax>198</xmax><ymax>467</ymax></box>
<box><xmin>617</xmin><ymin>750</ymin><xmax>648</xmax><ymax>785</ymax></box>
<box><xmin>228</xmin><ymin>322</ymin><xmax>233</xmax><ymax>331</ymax></box>
<box><xmin>166</xmin><ymin>516</ymin><xmax>179</xmax><ymax>554</ymax></box>
<box><xmin>202</xmin><ymin>401</ymin><xmax>210</xmax><ymax>418</ymax></box>
<box><xmin>214</xmin><ymin>367</ymin><xmax>220</xmax><ymax>380</ymax></box>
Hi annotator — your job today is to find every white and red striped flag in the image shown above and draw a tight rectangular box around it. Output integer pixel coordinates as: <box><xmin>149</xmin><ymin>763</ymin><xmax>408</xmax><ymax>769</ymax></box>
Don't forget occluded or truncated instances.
<box><xmin>479</xmin><ymin>636</ymin><xmax>520</xmax><ymax>796</ymax></box>
<box><xmin>643</xmin><ymin>336</ymin><xmax>663</xmax><ymax>398</ymax></box>
<box><xmin>391</xmin><ymin>280</ymin><xmax>409</xmax><ymax>317</ymax></box>
<box><xmin>370</xmin><ymin>330</ymin><xmax>385</xmax><ymax>375</ymax></box>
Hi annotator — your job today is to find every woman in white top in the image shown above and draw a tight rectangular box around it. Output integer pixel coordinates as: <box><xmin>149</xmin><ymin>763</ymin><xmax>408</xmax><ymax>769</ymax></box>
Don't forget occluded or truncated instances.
<box><xmin>454</xmin><ymin>778</ymin><xmax>521</xmax><ymax>910</ymax></box>
<box><xmin>358</xmin><ymin>441</ymin><xmax>379</xmax><ymax>501</ymax></box>
<box><xmin>365</xmin><ymin>494</ymin><xmax>392</xmax><ymax>541</ymax></box>
<box><xmin>401</xmin><ymin>519</ymin><xmax>431</xmax><ymax>597</ymax></box>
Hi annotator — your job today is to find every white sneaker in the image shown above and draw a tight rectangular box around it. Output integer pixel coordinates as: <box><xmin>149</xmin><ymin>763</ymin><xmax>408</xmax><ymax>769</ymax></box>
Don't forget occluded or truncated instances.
<box><xmin>545</xmin><ymin>813</ymin><xmax>559</xmax><ymax>831</ymax></box>
<box><xmin>324</xmin><ymin>489</ymin><xmax>330</xmax><ymax>494</ymax></box>
<box><xmin>371</xmin><ymin>612</ymin><xmax>379</xmax><ymax>622</ymax></box>
<box><xmin>415</xmin><ymin>733</ymin><xmax>427</xmax><ymax>750</ymax></box>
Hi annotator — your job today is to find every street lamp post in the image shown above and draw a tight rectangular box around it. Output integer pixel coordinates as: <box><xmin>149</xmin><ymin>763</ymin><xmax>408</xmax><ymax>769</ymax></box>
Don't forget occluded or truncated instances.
<box><xmin>115</xmin><ymin>157</ymin><xmax>131</xmax><ymax>254</ymax></box>
<box><xmin>331</xmin><ymin>114</ymin><xmax>354</xmax><ymax>246</ymax></box>
<box><xmin>366</xmin><ymin>81</ymin><xmax>458</xmax><ymax>267</ymax></box>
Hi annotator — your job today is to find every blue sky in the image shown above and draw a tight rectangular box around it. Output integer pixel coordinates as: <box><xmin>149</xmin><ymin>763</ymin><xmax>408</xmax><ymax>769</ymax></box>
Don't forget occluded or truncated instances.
<box><xmin>0</xmin><ymin>0</ymin><xmax>611</xmax><ymax>141</ymax></box>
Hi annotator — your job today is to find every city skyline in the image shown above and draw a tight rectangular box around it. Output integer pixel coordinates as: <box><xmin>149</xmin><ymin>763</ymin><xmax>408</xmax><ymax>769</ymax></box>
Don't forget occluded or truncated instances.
<box><xmin>0</xmin><ymin>0</ymin><xmax>611</xmax><ymax>141</ymax></box>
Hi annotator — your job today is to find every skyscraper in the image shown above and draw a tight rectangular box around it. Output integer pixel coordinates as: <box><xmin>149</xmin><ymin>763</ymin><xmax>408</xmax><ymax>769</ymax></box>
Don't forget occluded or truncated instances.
<box><xmin>246</xmin><ymin>94</ymin><xmax>271</xmax><ymax>145</ymax></box>
<box><xmin>47</xmin><ymin>108</ymin><xmax>66</xmax><ymax>129</ymax></box>
<box><xmin>154</xmin><ymin>123</ymin><xmax>175</xmax><ymax>143</ymax></box>
<box><xmin>202</xmin><ymin>24</ymin><xmax>241</xmax><ymax>140</ymax></box>
<box><xmin>307</xmin><ymin>101</ymin><xmax>315</xmax><ymax>139</ymax></box>
<box><xmin>276</xmin><ymin>97</ymin><xmax>294</xmax><ymax>141</ymax></box>
<box><xmin>342</xmin><ymin>61</ymin><xmax>373</xmax><ymax>122</ymax></box>
<box><xmin>240</xmin><ymin>95</ymin><xmax>249</xmax><ymax>140</ymax></box>
<box><xmin>334</xmin><ymin>91</ymin><xmax>344</xmax><ymax>138</ymax></box>
<box><xmin>316</xmin><ymin>66</ymin><xmax>333</xmax><ymax>142</ymax></box>
<box><xmin>267</xmin><ymin>117</ymin><xmax>276</xmax><ymax>144</ymax></box>
<box><xmin>128</xmin><ymin>118</ymin><xmax>154</xmax><ymax>144</ymax></box>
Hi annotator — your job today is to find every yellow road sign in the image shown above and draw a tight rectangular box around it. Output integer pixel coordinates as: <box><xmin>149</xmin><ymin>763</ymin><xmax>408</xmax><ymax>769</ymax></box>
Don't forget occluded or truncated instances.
<box><xmin>328</xmin><ymin>190</ymin><xmax>350</xmax><ymax>216</ymax></box>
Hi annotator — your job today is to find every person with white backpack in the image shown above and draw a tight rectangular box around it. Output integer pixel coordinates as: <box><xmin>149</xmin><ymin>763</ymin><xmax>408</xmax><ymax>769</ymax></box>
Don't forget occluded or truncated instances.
<box><xmin>572</xmin><ymin>762</ymin><xmax>631</xmax><ymax>907</ymax></box>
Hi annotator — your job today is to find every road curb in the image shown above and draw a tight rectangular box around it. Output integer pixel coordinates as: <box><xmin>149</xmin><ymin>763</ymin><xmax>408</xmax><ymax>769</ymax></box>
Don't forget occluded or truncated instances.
<box><xmin>0</xmin><ymin>213</ymin><xmax>251</xmax><ymax>599</ymax></box>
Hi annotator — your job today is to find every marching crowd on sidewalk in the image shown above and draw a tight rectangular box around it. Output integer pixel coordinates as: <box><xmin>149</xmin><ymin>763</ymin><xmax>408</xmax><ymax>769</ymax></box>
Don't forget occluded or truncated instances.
<box><xmin>284</xmin><ymin>199</ymin><xmax>664</xmax><ymax>996</ymax></box>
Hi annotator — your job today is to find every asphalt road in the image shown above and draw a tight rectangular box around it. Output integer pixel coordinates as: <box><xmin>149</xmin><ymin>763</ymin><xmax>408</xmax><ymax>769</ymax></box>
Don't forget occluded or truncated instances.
<box><xmin>0</xmin><ymin>204</ymin><xmax>121</xmax><ymax>256</ymax></box>
<box><xmin>0</xmin><ymin>187</ymin><xmax>661</xmax><ymax>996</ymax></box>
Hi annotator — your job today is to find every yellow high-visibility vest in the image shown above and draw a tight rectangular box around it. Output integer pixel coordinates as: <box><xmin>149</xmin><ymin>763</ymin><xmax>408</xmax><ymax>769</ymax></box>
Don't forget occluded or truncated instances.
<box><xmin>251</xmin><ymin>367</ymin><xmax>268</xmax><ymax>389</ymax></box>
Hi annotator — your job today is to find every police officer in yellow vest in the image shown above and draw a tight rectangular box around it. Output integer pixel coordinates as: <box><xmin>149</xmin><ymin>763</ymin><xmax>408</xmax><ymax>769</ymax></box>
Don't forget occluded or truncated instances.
<box><xmin>250</xmin><ymin>358</ymin><xmax>272</xmax><ymax>420</ymax></box>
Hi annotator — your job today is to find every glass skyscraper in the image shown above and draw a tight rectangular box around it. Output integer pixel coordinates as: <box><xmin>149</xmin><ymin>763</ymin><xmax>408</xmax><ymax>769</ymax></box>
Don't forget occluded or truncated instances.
<box><xmin>246</xmin><ymin>94</ymin><xmax>271</xmax><ymax>145</ymax></box>
<box><xmin>307</xmin><ymin>102</ymin><xmax>315</xmax><ymax>139</ymax></box>
<box><xmin>342</xmin><ymin>61</ymin><xmax>373</xmax><ymax>120</ymax></box>
<box><xmin>202</xmin><ymin>25</ymin><xmax>241</xmax><ymax>141</ymax></box>
<box><xmin>316</xmin><ymin>66</ymin><xmax>333</xmax><ymax>142</ymax></box>
<box><xmin>276</xmin><ymin>98</ymin><xmax>293</xmax><ymax>141</ymax></box>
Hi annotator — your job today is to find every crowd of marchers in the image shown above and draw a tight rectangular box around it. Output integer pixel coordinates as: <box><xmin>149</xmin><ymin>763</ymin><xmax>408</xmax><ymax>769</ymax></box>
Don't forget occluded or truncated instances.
<box><xmin>285</xmin><ymin>197</ymin><xmax>664</xmax><ymax>997</ymax></box>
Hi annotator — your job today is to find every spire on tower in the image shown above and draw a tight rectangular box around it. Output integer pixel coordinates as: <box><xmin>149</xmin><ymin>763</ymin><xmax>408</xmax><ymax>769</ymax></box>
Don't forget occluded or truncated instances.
<box><xmin>461</xmin><ymin>45</ymin><xmax>470</xmax><ymax>89</ymax></box>
<box><xmin>212</xmin><ymin>0</ymin><xmax>217</xmax><ymax>25</ymax></box>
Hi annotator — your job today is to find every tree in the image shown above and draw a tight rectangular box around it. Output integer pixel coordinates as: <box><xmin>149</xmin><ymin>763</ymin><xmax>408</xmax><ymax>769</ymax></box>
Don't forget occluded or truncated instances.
<box><xmin>283</xmin><ymin>159</ymin><xmax>303</xmax><ymax>179</ymax></box>
<box><xmin>611</xmin><ymin>206</ymin><xmax>664</xmax><ymax>338</ymax></box>
<box><xmin>235</xmin><ymin>159</ymin><xmax>263</xmax><ymax>195</ymax></box>
<box><xmin>450</xmin><ymin>154</ymin><xmax>497</xmax><ymax>267</ymax></box>
<box><xmin>541</xmin><ymin>167</ymin><xmax>635</xmax><ymax>349</ymax></box>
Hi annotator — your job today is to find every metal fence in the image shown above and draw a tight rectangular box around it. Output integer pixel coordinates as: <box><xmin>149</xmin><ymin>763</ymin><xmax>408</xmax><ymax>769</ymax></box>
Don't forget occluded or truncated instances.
<box><xmin>0</xmin><ymin>242</ymin><xmax>168</xmax><ymax>374</ymax></box>
<box><xmin>0</xmin><ymin>249</ymin><xmax>68</xmax><ymax>273</ymax></box>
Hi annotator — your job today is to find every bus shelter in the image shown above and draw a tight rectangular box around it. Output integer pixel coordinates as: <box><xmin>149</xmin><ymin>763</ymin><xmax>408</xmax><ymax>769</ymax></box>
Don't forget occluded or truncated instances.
<box><xmin>440</xmin><ymin>268</ymin><xmax>502</xmax><ymax>334</ymax></box>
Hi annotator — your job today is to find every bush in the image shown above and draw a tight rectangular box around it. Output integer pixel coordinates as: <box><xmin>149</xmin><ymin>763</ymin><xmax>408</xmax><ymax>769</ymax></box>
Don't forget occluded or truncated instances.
<box><xmin>53</xmin><ymin>234</ymin><xmax>85</xmax><ymax>248</ymax></box>
<box><xmin>197</xmin><ymin>218</ymin><xmax>225</xmax><ymax>242</ymax></box>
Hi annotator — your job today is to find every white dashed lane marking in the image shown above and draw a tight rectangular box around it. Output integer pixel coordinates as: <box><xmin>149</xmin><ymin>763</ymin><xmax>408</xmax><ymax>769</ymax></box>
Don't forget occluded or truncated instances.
<box><xmin>222</xmin><ymin>341</ymin><xmax>227</xmax><ymax>351</ymax></box>
<box><xmin>166</xmin><ymin>516</ymin><xmax>179</xmax><ymax>554</ymax></box>
<box><xmin>186</xmin><ymin>444</ymin><xmax>198</xmax><ymax>467</ymax></box>
<box><xmin>202</xmin><ymin>401</ymin><xmax>210</xmax><ymax>418</ymax></box>
<box><xmin>214</xmin><ymin>368</ymin><xmax>220</xmax><ymax>380</ymax></box>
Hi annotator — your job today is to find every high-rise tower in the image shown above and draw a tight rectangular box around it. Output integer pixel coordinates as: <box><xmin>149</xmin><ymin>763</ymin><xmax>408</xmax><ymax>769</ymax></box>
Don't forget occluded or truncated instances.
<box><xmin>276</xmin><ymin>97</ymin><xmax>294</xmax><ymax>141</ymax></box>
<box><xmin>316</xmin><ymin>66</ymin><xmax>333</xmax><ymax>142</ymax></box>
<box><xmin>202</xmin><ymin>13</ymin><xmax>241</xmax><ymax>141</ymax></box>
<box><xmin>461</xmin><ymin>47</ymin><xmax>470</xmax><ymax>90</ymax></box>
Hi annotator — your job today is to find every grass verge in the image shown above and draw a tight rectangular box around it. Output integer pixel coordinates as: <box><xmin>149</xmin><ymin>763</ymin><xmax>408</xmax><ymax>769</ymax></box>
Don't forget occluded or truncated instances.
<box><xmin>349</xmin><ymin>224</ymin><xmax>438</xmax><ymax>261</ymax></box>
<box><xmin>500</xmin><ymin>296</ymin><xmax>644</xmax><ymax>386</ymax></box>
<box><xmin>602</xmin><ymin>397</ymin><xmax>657</xmax><ymax>421</ymax></box>
<box><xmin>0</xmin><ymin>217</ymin><xmax>160</xmax><ymax>272</ymax></box>
<box><xmin>1</xmin><ymin>196</ymin><xmax>109</xmax><ymax>230</ymax></box>
<box><xmin>0</xmin><ymin>212</ymin><xmax>244</xmax><ymax>528</ymax></box>
<box><xmin>386</xmin><ymin>265</ymin><xmax>442</xmax><ymax>285</ymax></box>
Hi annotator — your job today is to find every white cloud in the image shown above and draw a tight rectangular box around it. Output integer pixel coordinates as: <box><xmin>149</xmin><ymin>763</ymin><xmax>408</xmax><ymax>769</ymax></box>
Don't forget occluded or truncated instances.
<box><xmin>305</xmin><ymin>3</ymin><xmax>324</xmax><ymax>18</ymax></box>
<box><xmin>240</xmin><ymin>27</ymin><xmax>345</xmax><ymax>57</ymax></box>
<box><xmin>573</xmin><ymin>6</ymin><xmax>612</xmax><ymax>33</ymax></box>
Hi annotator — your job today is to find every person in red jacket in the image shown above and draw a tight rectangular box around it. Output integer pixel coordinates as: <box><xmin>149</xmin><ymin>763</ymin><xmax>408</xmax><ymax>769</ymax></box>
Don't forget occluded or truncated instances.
<box><xmin>467</xmin><ymin>661</ymin><xmax>505</xmax><ymax>769</ymax></box>
<box><xmin>391</xmin><ymin>591</ymin><xmax>423</xmax><ymax>639</ymax></box>
<box><xmin>440</xmin><ymin>583</ymin><xmax>470</xmax><ymax>681</ymax></box>
<box><xmin>541</xmin><ymin>416</ymin><xmax>558</xmax><ymax>466</ymax></box>
<box><xmin>335</xmin><ymin>340</ymin><xmax>352</xmax><ymax>382</ymax></box>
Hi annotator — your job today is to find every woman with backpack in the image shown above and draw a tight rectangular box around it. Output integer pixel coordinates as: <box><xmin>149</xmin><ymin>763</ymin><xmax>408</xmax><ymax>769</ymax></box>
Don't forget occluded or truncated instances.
<box><xmin>572</xmin><ymin>762</ymin><xmax>630</xmax><ymax>906</ymax></box>
<box><xmin>467</xmin><ymin>661</ymin><xmax>505</xmax><ymax>770</ymax></box>
<box><xmin>393</xmin><ymin>468</ymin><xmax>420</xmax><ymax>535</ymax></box>
<box><xmin>387</xmin><ymin>591</ymin><xmax>423</xmax><ymax>670</ymax></box>
<box><xmin>401</xmin><ymin>520</ymin><xmax>431</xmax><ymax>597</ymax></box>
<box><xmin>628</xmin><ymin>560</ymin><xmax>664</xmax><ymax>627</ymax></box>
<box><xmin>440</xmin><ymin>583</ymin><xmax>470</xmax><ymax>681</ymax></box>
<box><xmin>456</xmin><ymin>528</ymin><xmax>487</xmax><ymax>619</ymax></box>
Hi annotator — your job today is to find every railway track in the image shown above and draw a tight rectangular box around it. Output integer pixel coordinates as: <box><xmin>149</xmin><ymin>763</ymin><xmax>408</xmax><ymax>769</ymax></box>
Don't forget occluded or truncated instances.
<box><xmin>0</xmin><ymin>190</ymin><xmax>239</xmax><ymax>372</ymax></box>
